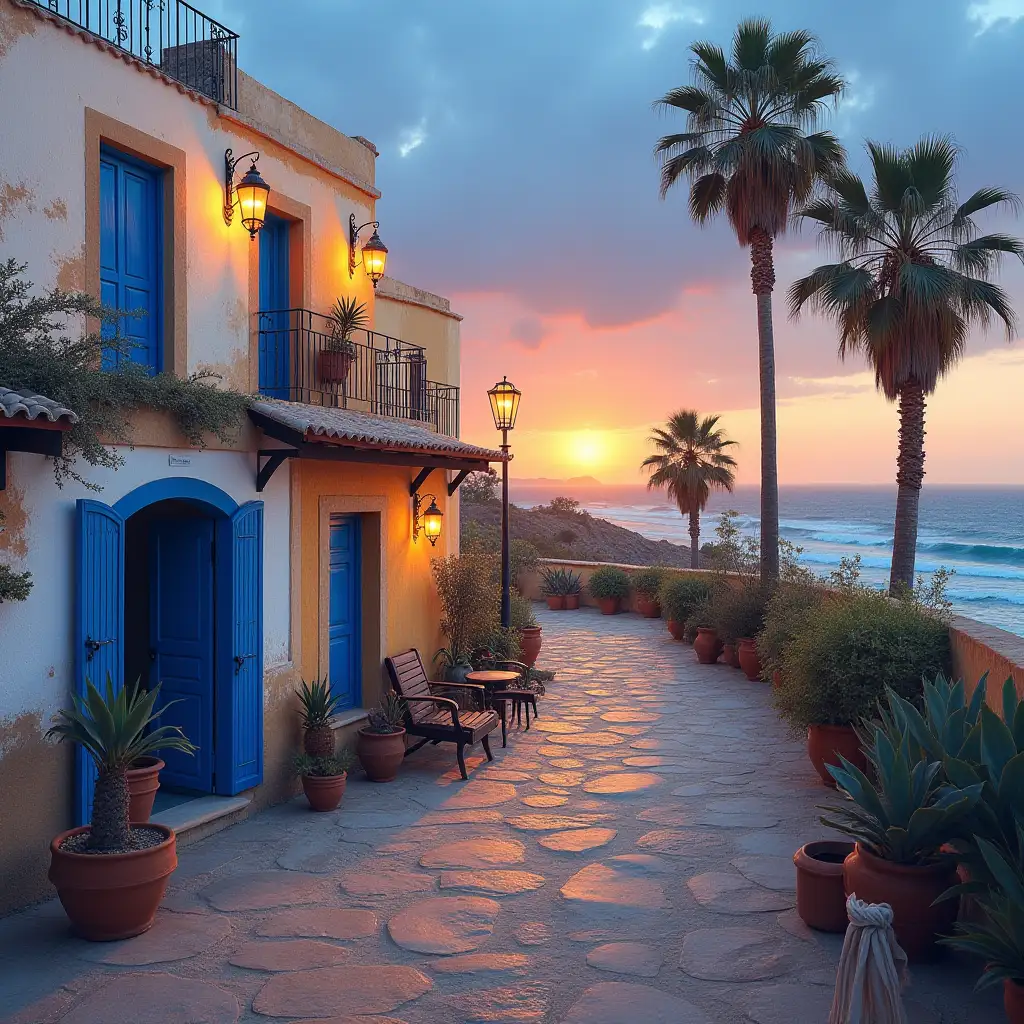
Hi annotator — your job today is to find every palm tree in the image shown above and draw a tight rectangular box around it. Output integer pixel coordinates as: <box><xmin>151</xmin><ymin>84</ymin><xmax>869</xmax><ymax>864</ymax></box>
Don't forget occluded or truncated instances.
<box><xmin>642</xmin><ymin>410</ymin><xmax>738</xmax><ymax>569</ymax></box>
<box><xmin>789</xmin><ymin>137</ymin><xmax>1023</xmax><ymax>592</ymax></box>
<box><xmin>654</xmin><ymin>18</ymin><xmax>845</xmax><ymax>581</ymax></box>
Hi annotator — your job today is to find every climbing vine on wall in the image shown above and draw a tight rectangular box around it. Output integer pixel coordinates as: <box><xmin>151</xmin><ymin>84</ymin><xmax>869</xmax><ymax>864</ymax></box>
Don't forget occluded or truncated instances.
<box><xmin>0</xmin><ymin>511</ymin><xmax>32</xmax><ymax>603</ymax></box>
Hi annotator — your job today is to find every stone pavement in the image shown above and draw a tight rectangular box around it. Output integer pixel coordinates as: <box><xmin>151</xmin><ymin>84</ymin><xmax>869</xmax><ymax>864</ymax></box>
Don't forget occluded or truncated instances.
<box><xmin>0</xmin><ymin>607</ymin><xmax>1000</xmax><ymax>1023</ymax></box>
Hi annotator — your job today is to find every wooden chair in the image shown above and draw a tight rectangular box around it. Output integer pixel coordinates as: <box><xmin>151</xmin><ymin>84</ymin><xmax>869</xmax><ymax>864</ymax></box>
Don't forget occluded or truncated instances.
<box><xmin>470</xmin><ymin>648</ymin><xmax>541</xmax><ymax>745</ymax></box>
<box><xmin>384</xmin><ymin>649</ymin><xmax>500</xmax><ymax>780</ymax></box>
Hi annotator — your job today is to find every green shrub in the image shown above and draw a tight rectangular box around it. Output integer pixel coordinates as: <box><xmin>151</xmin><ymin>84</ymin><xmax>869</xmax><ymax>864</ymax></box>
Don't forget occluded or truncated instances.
<box><xmin>632</xmin><ymin>567</ymin><xmax>666</xmax><ymax>598</ymax></box>
<box><xmin>774</xmin><ymin>590</ymin><xmax>951</xmax><ymax>730</ymax></box>
<box><xmin>659</xmin><ymin>575</ymin><xmax>712</xmax><ymax>623</ymax></box>
<box><xmin>684</xmin><ymin>593</ymin><xmax>716</xmax><ymax>639</ymax></box>
<box><xmin>510</xmin><ymin>591</ymin><xmax>537</xmax><ymax>629</ymax></box>
<box><xmin>588</xmin><ymin>565</ymin><xmax>630</xmax><ymax>600</ymax></box>
<box><xmin>708</xmin><ymin>579</ymin><xmax>770</xmax><ymax>643</ymax></box>
<box><xmin>510</xmin><ymin>539</ymin><xmax>540</xmax><ymax>589</ymax></box>
<box><xmin>756</xmin><ymin>582</ymin><xmax>825</xmax><ymax>681</ymax></box>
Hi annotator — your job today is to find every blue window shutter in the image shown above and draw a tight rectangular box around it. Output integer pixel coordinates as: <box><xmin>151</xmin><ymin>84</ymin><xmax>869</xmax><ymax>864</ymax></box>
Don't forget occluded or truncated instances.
<box><xmin>74</xmin><ymin>499</ymin><xmax>125</xmax><ymax>825</ymax></box>
<box><xmin>217</xmin><ymin>500</ymin><xmax>264</xmax><ymax>794</ymax></box>
<box><xmin>257</xmin><ymin>213</ymin><xmax>291</xmax><ymax>398</ymax></box>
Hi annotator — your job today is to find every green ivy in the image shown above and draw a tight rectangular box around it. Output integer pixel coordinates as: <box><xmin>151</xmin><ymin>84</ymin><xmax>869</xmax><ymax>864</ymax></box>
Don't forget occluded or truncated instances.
<box><xmin>0</xmin><ymin>510</ymin><xmax>31</xmax><ymax>603</ymax></box>
<box><xmin>0</xmin><ymin>260</ymin><xmax>250</xmax><ymax>490</ymax></box>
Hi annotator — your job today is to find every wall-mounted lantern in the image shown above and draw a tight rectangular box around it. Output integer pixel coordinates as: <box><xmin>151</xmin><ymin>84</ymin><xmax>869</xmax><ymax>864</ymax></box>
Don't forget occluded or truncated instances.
<box><xmin>412</xmin><ymin>491</ymin><xmax>443</xmax><ymax>546</ymax></box>
<box><xmin>224</xmin><ymin>149</ymin><xmax>271</xmax><ymax>238</ymax></box>
<box><xmin>349</xmin><ymin>214</ymin><xmax>389</xmax><ymax>286</ymax></box>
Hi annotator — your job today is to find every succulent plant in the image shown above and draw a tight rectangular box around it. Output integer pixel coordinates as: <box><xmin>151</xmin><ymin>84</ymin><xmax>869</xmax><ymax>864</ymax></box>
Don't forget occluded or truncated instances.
<box><xmin>365</xmin><ymin>692</ymin><xmax>408</xmax><ymax>735</ymax></box>
<box><xmin>294</xmin><ymin>749</ymin><xmax>355</xmax><ymax>778</ymax></box>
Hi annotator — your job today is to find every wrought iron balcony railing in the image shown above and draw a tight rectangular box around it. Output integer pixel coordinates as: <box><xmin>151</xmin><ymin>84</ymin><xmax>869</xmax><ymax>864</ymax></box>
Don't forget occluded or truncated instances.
<box><xmin>30</xmin><ymin>0</ymin><xmax>239</xmax><ymax>107</ymax></box>
<box><xmin>257</xmin><ymin>308</ymin><xmax>460</xmax><ymax>439</ymax></box>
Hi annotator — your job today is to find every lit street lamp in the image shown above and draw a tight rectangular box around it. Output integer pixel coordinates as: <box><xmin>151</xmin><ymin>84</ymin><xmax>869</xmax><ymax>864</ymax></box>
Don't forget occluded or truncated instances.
<box><xmin>487</xmin><ymin>376</ymin><xmax>521</xmax><ymax>628</ymax></box>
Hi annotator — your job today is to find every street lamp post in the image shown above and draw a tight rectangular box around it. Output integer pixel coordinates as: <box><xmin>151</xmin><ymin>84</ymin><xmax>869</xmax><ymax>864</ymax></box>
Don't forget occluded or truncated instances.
<box><xmin>487</xmin><ymin>377</ymin><xmax>521</xmax><ymax>629</ymax></box>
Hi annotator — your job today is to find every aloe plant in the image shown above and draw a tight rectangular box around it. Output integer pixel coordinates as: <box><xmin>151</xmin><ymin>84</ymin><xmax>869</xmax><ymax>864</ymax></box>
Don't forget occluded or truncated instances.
<box><xmin>326</xmin><ymin>296</ymin><xmax>369</xmax><ymax>353</ymax></box>
<box><xmin>365</xmin><ymin>692</ymin><xmax>408</xmax><ymax>735</ymax></box>
<box><xmin>297</xmin><ymin>677</ymin><xmax>344</xmax><ymax>758</ymax></box>
<box><xmin>46</xmin><ymin>676</ymin><xmax>196</xmax><ymax>852</ymax></box>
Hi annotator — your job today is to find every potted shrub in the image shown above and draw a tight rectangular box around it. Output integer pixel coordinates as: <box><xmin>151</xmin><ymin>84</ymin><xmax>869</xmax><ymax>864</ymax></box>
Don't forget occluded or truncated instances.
<box><xmin>822</xmin><ymin>727</ymin><xmax>982</xmax><ymax>962</ymax></box>
<box><xmin>319</xmin><ymin>296</ymin><xmax>368</xmax><ymax>385</ymax></box>
<box><xmin>46</xmin><ymin>676</ymin><xmax>196</xmax><ymax>940</ymax></box>
<box><xmin>686</xmin><ymin>594</ymin><xmax>722</xmax><ymax>663</ymax></box>
<box><xmin>793</xmin><ymin>839</ymin><xmax>855</xmax><ymax>932</ymax></box>
<box><xmin>756</xmin><ymin>582</ymin><xmax>823</xmax><ymax>686</ymax></box>
<box><xmin>632</xmin><ymin>567</ymin><xmax>666</xmax><ymax>618</ymax></box>
<box><xmin>295</xmin><ymin>749</ymin><xmax>355</xmax><ymax>812</ymax></box>
<box><xmin>126</xmin><ymin>755</ymin><xmax>164</xmax><ymax>824</ymax></box>
<box><xmin>709</xmin><ymin>580</ymin><xmax>769</xmax><ymax>679</ymax></box>
<box><xmin>357</xmin><ymin>693</ymin><xmax>408</xmax><ymax>782</ymax></box>
<box><xmin>563</xmin><ymin>569</ymin><xmax>583</xmax><ymax>609</ymax></box>
<box><xmin>540</xmin><ymin>566</ymin><xmax>567</xmax><ymax>610</ymax></box>
<box><xmin>773</xmin><ymin>591</ymin><xmax>949</xmax><ymax>787</ymax></box>
<box><xmin>659</xmin><ymin>576</ymin><xmax>711</xmax><ymax>642</ymax></box>
<box><xmin>588</xmin><ymin>565</ymin><xmax>630</xmax><ymax>615</ymax></box>
<box><xmin>297</xmin><ymin>677</ymin><xmax>344</xmax><ymax>758</ymax></box>
<box><xmin>512</xmin><ymin>592</ymin><xmax>543</xmax><ymax>667</ymax></box>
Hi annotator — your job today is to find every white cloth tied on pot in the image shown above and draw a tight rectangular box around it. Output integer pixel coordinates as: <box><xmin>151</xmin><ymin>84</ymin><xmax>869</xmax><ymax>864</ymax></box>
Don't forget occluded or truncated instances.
<box><xmin>829</xmin><ymin>894</ymin><xmax>909</xmax><ymax>1024</ymax></box>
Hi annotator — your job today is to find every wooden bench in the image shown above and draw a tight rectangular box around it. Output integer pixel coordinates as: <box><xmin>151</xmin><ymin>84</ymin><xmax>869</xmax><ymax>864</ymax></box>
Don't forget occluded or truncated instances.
<box><xmin>384</xmin><ymin>649</ymin><xmax>500</xmax><ymax>780</ymax></box>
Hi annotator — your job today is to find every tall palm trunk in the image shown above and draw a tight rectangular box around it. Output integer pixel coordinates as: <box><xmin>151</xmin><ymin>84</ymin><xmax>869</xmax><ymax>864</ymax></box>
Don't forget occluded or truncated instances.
<box><xmin>890</xmin><ymin>381</ymin><xmax>926</xmax><ymax>594</ymax></box>
<box><xmin>688</xmin><ymin>504</ymin><xmax>700</xmax><ymax>569</ymax></box>
<box><xmin>750</xmin><ymin>227</ymin><xmax>780</xmax><ymax>582</ymax></box>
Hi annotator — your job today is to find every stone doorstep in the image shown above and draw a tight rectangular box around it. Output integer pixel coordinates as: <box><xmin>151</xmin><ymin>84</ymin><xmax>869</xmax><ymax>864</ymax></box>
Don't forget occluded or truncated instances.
<box><xmin>331</xmin><ymin>708</ymin><xmax>370</xmax><ymax>732</ymax></box>
<box><xmin>151</xmin><ymin>794</ymin><xmax>252</xmax><ymax>849</ymax></box>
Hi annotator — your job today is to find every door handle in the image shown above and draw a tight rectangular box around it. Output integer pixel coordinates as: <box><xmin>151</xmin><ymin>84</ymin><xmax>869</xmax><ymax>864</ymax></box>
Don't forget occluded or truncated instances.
<box><xmin>234</xmin><ymin>653</ymin><xmax>257</xmax><ymax>674</ymax></box>
<box><xmin>85</xmin><ymin>636</ymin><xmax>115</xmax><ymax>662</ymax></box>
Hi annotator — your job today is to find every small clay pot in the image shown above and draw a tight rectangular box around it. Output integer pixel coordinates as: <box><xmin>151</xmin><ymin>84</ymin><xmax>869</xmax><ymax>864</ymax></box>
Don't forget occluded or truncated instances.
<box><xmin>693</xmin><ymin>627</ymin><xmax>723</xmax><ymax>664</ymax></box>
<box><xmin>843</xmin><ymin>842</ymin><xmax>959</xmax><ymax>962</ymax></box>
<box><xmin>319</xmin><ymin>349</ymin><xmax>354</xmax><ymax>384</ymax></box>
<box><xmin>597</xmin><ymin>597</ymin><xmax>621</xmax><ymax>615</ymax></box>
<box><xmin>666</xmin><ymin>619</ymin><xmax>686</xmax><ymax>641</ymax></box>
<box><xmin>126</xmin><ymin>756</ymin><xmax>164</xmax><ymax>824</ymax></box>
<box><xmin>519</xmin><ymin>626</ymin><xmax>543</xmax><ymax>668</ymax></box>
<box><xmin>636</xmin><ymin>596</ymin><xmax>661</xmax><ymax>619</ymax></box>
<box><xmin>49</xmin><ymin>825</ymin><xmax>177</xmax><ymax>941</ymax></box>
<box><xmin>301</xmin><ymin>772</ymin><xmax>347</xmax><ymax>812</ymax></box>
<box><xmin>794</xmin><ymin>840</ymin><xmax>855</xmax><ymax>932</ymax></box>
<box><xmin>357</xmin><ymin>728</ymin><xmax>407</xmax><ymax>783</ymax></box>
<box><xmin>807</xmin><ymin>724</ymin><xmax>867</xmax><ymax>788</ymax></box>
<box><xmin>1005</xmin><ymin>979</ymin><xmax>1024</xmax><ymax>1023</ymax></box>
<box><xmin>564</xmin><ymin>595</ymin><xmax>580</xmax><ymax>610</ymax></box>
<box><xmin>545</xmin><ymin>596</ymin><xmax>566</xmax><ymax>610</ymax></box>
<box><xmin>722</xmin><ymin>643</ymin><xmax>741</xmax><ymax>669</ymax></box>
<box><xmin>737</xmin><ymin>638</ymin><xmax>762</xmax><ymax>682</ymax></box>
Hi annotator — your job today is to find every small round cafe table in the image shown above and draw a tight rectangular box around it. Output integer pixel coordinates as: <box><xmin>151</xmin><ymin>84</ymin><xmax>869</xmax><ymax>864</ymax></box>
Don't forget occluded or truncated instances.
<box><xmin>465</xmin><ymin>670</ymin><xmax>535</xmax><ymax>746</ymax></box>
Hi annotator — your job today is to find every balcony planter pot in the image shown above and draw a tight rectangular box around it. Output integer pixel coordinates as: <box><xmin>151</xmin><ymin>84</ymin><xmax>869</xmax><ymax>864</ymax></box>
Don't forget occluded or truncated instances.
<box><xmin>793</xmin><ymin>840</ymin><xmax>855</xmax><ymax>932</ymax></box>
<box><xmin>545</xmin><ymin>596</ymin><xmax>566</xmax><ymax>611</ymax></box>
<box><xmin>597</xmin><ymin>597</ymin><xmax>621</xmax><ymax>616</ymax></box>
<box><xmin>319</xmin><ymin>350</ymin><xmax>354</xmax><ymax>385</ymax></box>
<box><xmin>666</xmin><ymin>619</ymin><xmax>686</xmax><ymax>641</ymax></box>
<box><xmin>722</xmin><ymin>643</ymin><xmax>741</xmax><ymax>669</ymax></box>
<box><xmin>693</xmin><ymin>628</ymin><xmax>723</xmax><ymax>664</ymax></box>
<box><xmin>520</xmin><ymin>626</ymin><xmax>542</xmax><ymax>668</ymax></box>
<box><xmin>126</xmin><ymin>756</ymin><xmax>164</xmax><ymax>824</ymax></box>
<box><xmin>843</xmin><ymin>842</ymin><xmax>959</xmax><ymax>962</ymax></box>
<box><xmin>48</xmin><ymin>824</ymin><xmax>177</xmax><ymax>941</ymax></box>
<box><xmin>357</xmin><ymin>728</ymin><xmax>407</xmax><ymax>783</ymax></box>
<box><xmin>1005</xmin><ymin>980</ymin><xmax>1024</xmax><ymax>1024</ymax></box>
<box><xmin>301</xmin><ymin>772</ymin><xmax>347</xmax><ymax>812</ymax></box>
<box><xmin>565</xmin><ymin>595</ymin><xmax>580</xmax><ymax>610</ymax></box>
<box><xmin>737</xmin><ymin>638</ymin><xmax>762</xmax><ymax>682</ymax></box>
<box><xmin>636</xmin><ymin>596</ymin><xmax>661</xmax><ymax>619</ymax></box>
<box><xmin>807</xmin><ymin>724</ymin><xmax>866</xmax><ymax>788</ymax></box>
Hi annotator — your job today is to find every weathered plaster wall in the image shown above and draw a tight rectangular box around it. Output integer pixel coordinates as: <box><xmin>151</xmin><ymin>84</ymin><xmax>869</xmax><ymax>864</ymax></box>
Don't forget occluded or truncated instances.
<box><xmin>950</xmin><ymin>614</ymin><xmax>1024</xmax><ymax>708</ymax></box>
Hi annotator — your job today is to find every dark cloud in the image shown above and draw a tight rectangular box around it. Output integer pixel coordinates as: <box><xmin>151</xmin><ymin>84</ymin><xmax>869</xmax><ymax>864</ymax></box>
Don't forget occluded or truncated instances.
<box><xmin>509</xmin><ymin>316</ymin><xmax>547</xmax><ymax>349</ymax></box>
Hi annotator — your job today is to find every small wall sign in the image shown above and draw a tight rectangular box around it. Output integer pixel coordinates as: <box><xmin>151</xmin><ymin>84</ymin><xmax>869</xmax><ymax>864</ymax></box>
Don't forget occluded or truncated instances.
<box><xmin>168</xmin><ymin>455</ymin><xmax>193</xmax><ymax>467</ymax></box>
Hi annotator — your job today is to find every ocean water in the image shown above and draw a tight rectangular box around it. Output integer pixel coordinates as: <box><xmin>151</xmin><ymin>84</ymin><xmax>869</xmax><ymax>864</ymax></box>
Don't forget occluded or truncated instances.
<box><xmin>512</xmin><ymin>482</ymin><xmax>1024</xmax><ymax>638</ymax></box>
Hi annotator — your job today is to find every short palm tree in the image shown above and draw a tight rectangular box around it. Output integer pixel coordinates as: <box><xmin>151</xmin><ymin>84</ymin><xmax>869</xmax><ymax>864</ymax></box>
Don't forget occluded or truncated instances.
<box><xmin>46</xmin><ymin>676</ymin><xmax>196</xmax><ymax>852</ymax></box>
<box><xmin>641</xmin><ymin>410</ymin><xmax>737</xmax><ymax>568</ymax></box>
<box><xmin>789</xmin><ymin>136</ymin><xmax>1023</xmax><ymax>592</ymax></box>
<box><xmin>654</xmin><ymin>18</ymin><xmax>845</xmax><ymax>581</ymax></box>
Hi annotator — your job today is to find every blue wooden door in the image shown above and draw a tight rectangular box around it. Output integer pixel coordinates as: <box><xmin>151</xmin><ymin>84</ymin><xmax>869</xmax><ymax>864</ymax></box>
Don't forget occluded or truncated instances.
<box><xmin>328</xmin><ymin>514</ymin><xmax>361</xmax><ymax>710</ymax></box>
<box><xmin>75</xmin><ymin>500</ymin><xmax>125</xmax><ymax>825</ymax></box>
<box><xmin>258</xmin><ymin>213</ymin><xmax>291</xmax><ymax>398</ymax></box>
<box><xmin>99</xmin><ymin>147</ymin><xmax>162</xmax><ymax>372</ymax></box>
<box><xmin>149</xmin><ymin>518</ymin><xmax>215</xmax><ymax>791</ymax></box>
<box><xmin>215</xmin><ymin>501</ymin><xmax>264</xmax><ymax>794</ymax></box>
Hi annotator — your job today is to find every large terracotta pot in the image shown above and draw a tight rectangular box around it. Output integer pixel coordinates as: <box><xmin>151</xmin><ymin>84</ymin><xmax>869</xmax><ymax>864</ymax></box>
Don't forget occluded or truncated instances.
<box><xmin>126</xmin><ymin>757</ymin><xmax>164</xmax><ymax>824</ymax></box>
<box><xmin>1005</xmin><ymin>980</ymin><xmax>1024</xmax><ymax>1023</ymax></box>
<box><xmin>694</xmin><ymin>627</ymin><xmax>723</xmax><ymax>664</ymax></box>
<box><xmin>319</xmin><ymin>349</ymin><xmax>354</xmax><ymax>384</ymax></box>
<box><xmin>843</xmin><ymin>842</ymin><xmax>959</xmax><ymax>962</ymax></box>
<box><xmin>545</xmin><ymin>596</ymin><xmax>566</xmax><ymax>611</ymax></box>
<box><xmin>301</xmin><ymin>772</ymin><xmax>347</xmax><ymax>812</ymax></box>
<box><xmin>520</xmin><ymin>626</ymin><xmax>543</xmax><ymax>668</ymax></box>
<box><xmin>564</xmin><ymin>595</ymin><xmax>580</xmax><ymax>610</ymax></box>
<box><xmin>666</xmin><ymin>619</ymin><xmax>686</xmax><ymax>641</ymax></box>
<box><xmin>737</xmin><ymin>638</ymin><xmax>762</xmax><ymax>682</ymax></box>
<box><xmin>49</xmin><ymin>824</ymin><xmax>177</xmax><ymax>941</ymax></box>
<box><xmin>722</xmin><ymin>643</ymin><xmax>741</xmax><ymax>669</ymax></box>
<box><xmin>636</xmin><ymin>596</ymin><xmax>661</xmax><ymax>619</ymax></box>
<box><xmin>794</xmin><ymin>840</ymin><xmax>855</xmax><ymax>932</ymax></box>
<box><xmin>357</xmin><ymin>728</ymin><xmax>407</xmax><ymax>783</ymax></box>
<box><xmin>807</xmin><ymin>724</ymin><xmax>867</xmax><ymax>787</ymax></box>
<box><xmin>597</xmin><ymin>597</ymin><xmax>621</xmax><ymax>615</ymax></box>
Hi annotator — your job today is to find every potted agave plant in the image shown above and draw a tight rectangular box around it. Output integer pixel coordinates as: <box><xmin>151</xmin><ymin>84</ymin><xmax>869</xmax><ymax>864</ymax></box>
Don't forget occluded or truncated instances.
<box><xmin>297</xmin><ymin>677</ymin><xmax>344</xmax><ymax>758</ymax></box>
<box><xmin>46</xmin><ymin>676</ymin><xmax>196</xmax><ymax>941</ymax></box>
<box><xmin>320</xmin><ymin>296</ymin><xmax>368</xmax><ymax>385</ymax></box>
<box><xmin>294</xmin><ymin>749</ymin><xmax>355</xmax><ymax>812</ymax></box>
<box><xmin>356</xmin><ymin>693</ymin><xmax>408</xmax><ymax>783</ymax></box>
<box><xmin>563</xmin><ymin>569</ymin><xmax>582</xmax><ymax>609</ymax></box>
<box><xmin>540</xmin><ymin>567</ymin><xmax>567</xmax><ymax>610</ymax></box>
<box><xmin>588</xmin><ymin>565</ymin><xmax>630</xmax><ymax>615</ymax></box>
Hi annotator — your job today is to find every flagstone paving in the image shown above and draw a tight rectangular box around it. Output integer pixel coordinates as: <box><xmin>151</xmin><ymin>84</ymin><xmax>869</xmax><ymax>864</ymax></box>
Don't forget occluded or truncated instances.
<box><xmin>0</xmin><ymin>607</ymin><xmax>1003</xmax><ymax>1022</ymax></box>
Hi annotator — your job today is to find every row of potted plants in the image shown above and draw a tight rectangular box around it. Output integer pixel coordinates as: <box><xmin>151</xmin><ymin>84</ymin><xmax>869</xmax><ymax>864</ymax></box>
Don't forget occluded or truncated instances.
<box><xmin>539</xmin><ymin>566</ymin><xmax>583</xmax><ymax>609</ymax></box>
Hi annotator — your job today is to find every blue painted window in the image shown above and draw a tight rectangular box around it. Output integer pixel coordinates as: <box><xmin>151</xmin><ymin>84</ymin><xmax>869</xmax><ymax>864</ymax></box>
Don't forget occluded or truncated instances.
<box><xmin>99</xmin><ymin>147</ymin><xmax>163</xmax><ymax>373</ymax></box>
<box><xmin>328</xmin><ymin>514</ymin><xmax>362</xmax><ymax>710</ymax></box>
<box><xmin>258</xmin><ymin>212</ymin><xmax>291</xmax><ymax>398</ymax></box>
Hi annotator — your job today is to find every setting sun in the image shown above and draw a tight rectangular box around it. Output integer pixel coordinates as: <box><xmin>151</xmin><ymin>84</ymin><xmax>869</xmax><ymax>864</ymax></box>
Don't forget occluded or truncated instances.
<box><xmin>566</xmin><ymin>430</ymin><xmax>606</xmax><ymax>469</ymax></box>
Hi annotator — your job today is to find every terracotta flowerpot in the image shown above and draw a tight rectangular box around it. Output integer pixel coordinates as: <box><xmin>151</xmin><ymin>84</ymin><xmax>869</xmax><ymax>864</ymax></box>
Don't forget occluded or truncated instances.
<box><xmin>546</xmin><ymin>596</ymin><xmax>566</xmax><ymax>611</ymax></box>
<box><xmin>519</xmin><ymin>626</ymin><xmax>543</xmax><ymax>668</ymax></box>
<box><xmin>737</xmin><ymin>638</ymin><xmax>762</xmax><ymax>682</ymax></box>
<box><xmin>722</xmin><ymin>643</ymin><xmax>741</xmax><ymax>669</ymax></box>
<box><xmin>794</xmin><ymin>840</ymin><xmax>855</xmax><ymax>932</ymax></box>
<box><xmin>1005</xmin><ymin>979</ymin><xmax>1024</xmax><ymax>1023</ymax></box>
<box><xmin>565</xmin><ymin>595</ymin><xmax>580</xmax><ymax>610</ymax></box>
<box><xmin>126</xmin><ymin>757</ymin><xmax>164</xmax><ymax>824</ymax></box>
<box><xmin>49</xmin><ymin>825</ymin><xmax>177</xmax><ymax>941</ymax></box>
<box><xmin>319</xmin><ymin>349</ymin><xmax>354</xmax><ymax>385</ymax></box>
<box><xmin>597</xmin><ymin>597</ymin><xmax>621</xmax><ymax>615</ymax></box>
<box><xmin>772</xmin><ymin>669</ymin><xmax>783</xmax><ymax>689</ymax></box>
<box><xmin>301</xmin><ymin>772</ymin><xmax>347</xmax><ymax>812</ymax></box>
<box><xmin>357</xmin><ymin>728</ymin><xmax>407</xmax><ymax>783</ymax></box>
<box><xmin>694</xmin><ymin>628</ymin><xmax>723</xmax><ymax>664</ymax></box>
<box><xmin>843</xmin><ymin>842</ymin><xmax>959</xmax><ymax>962</ymax></box>
<box><xmin>807</xmin><ymin>724</ymin><xmax>867</xmax><ymax>788</ymax></box>
<box><xmin>666</xmin><ymin>619</ymin><xmax>686</xmax><ymax>641</ymax></box>
<box><xmin>636</xmin><ymin>596</ymin><xmax>661</xmax><ymax>618</ymax></box>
